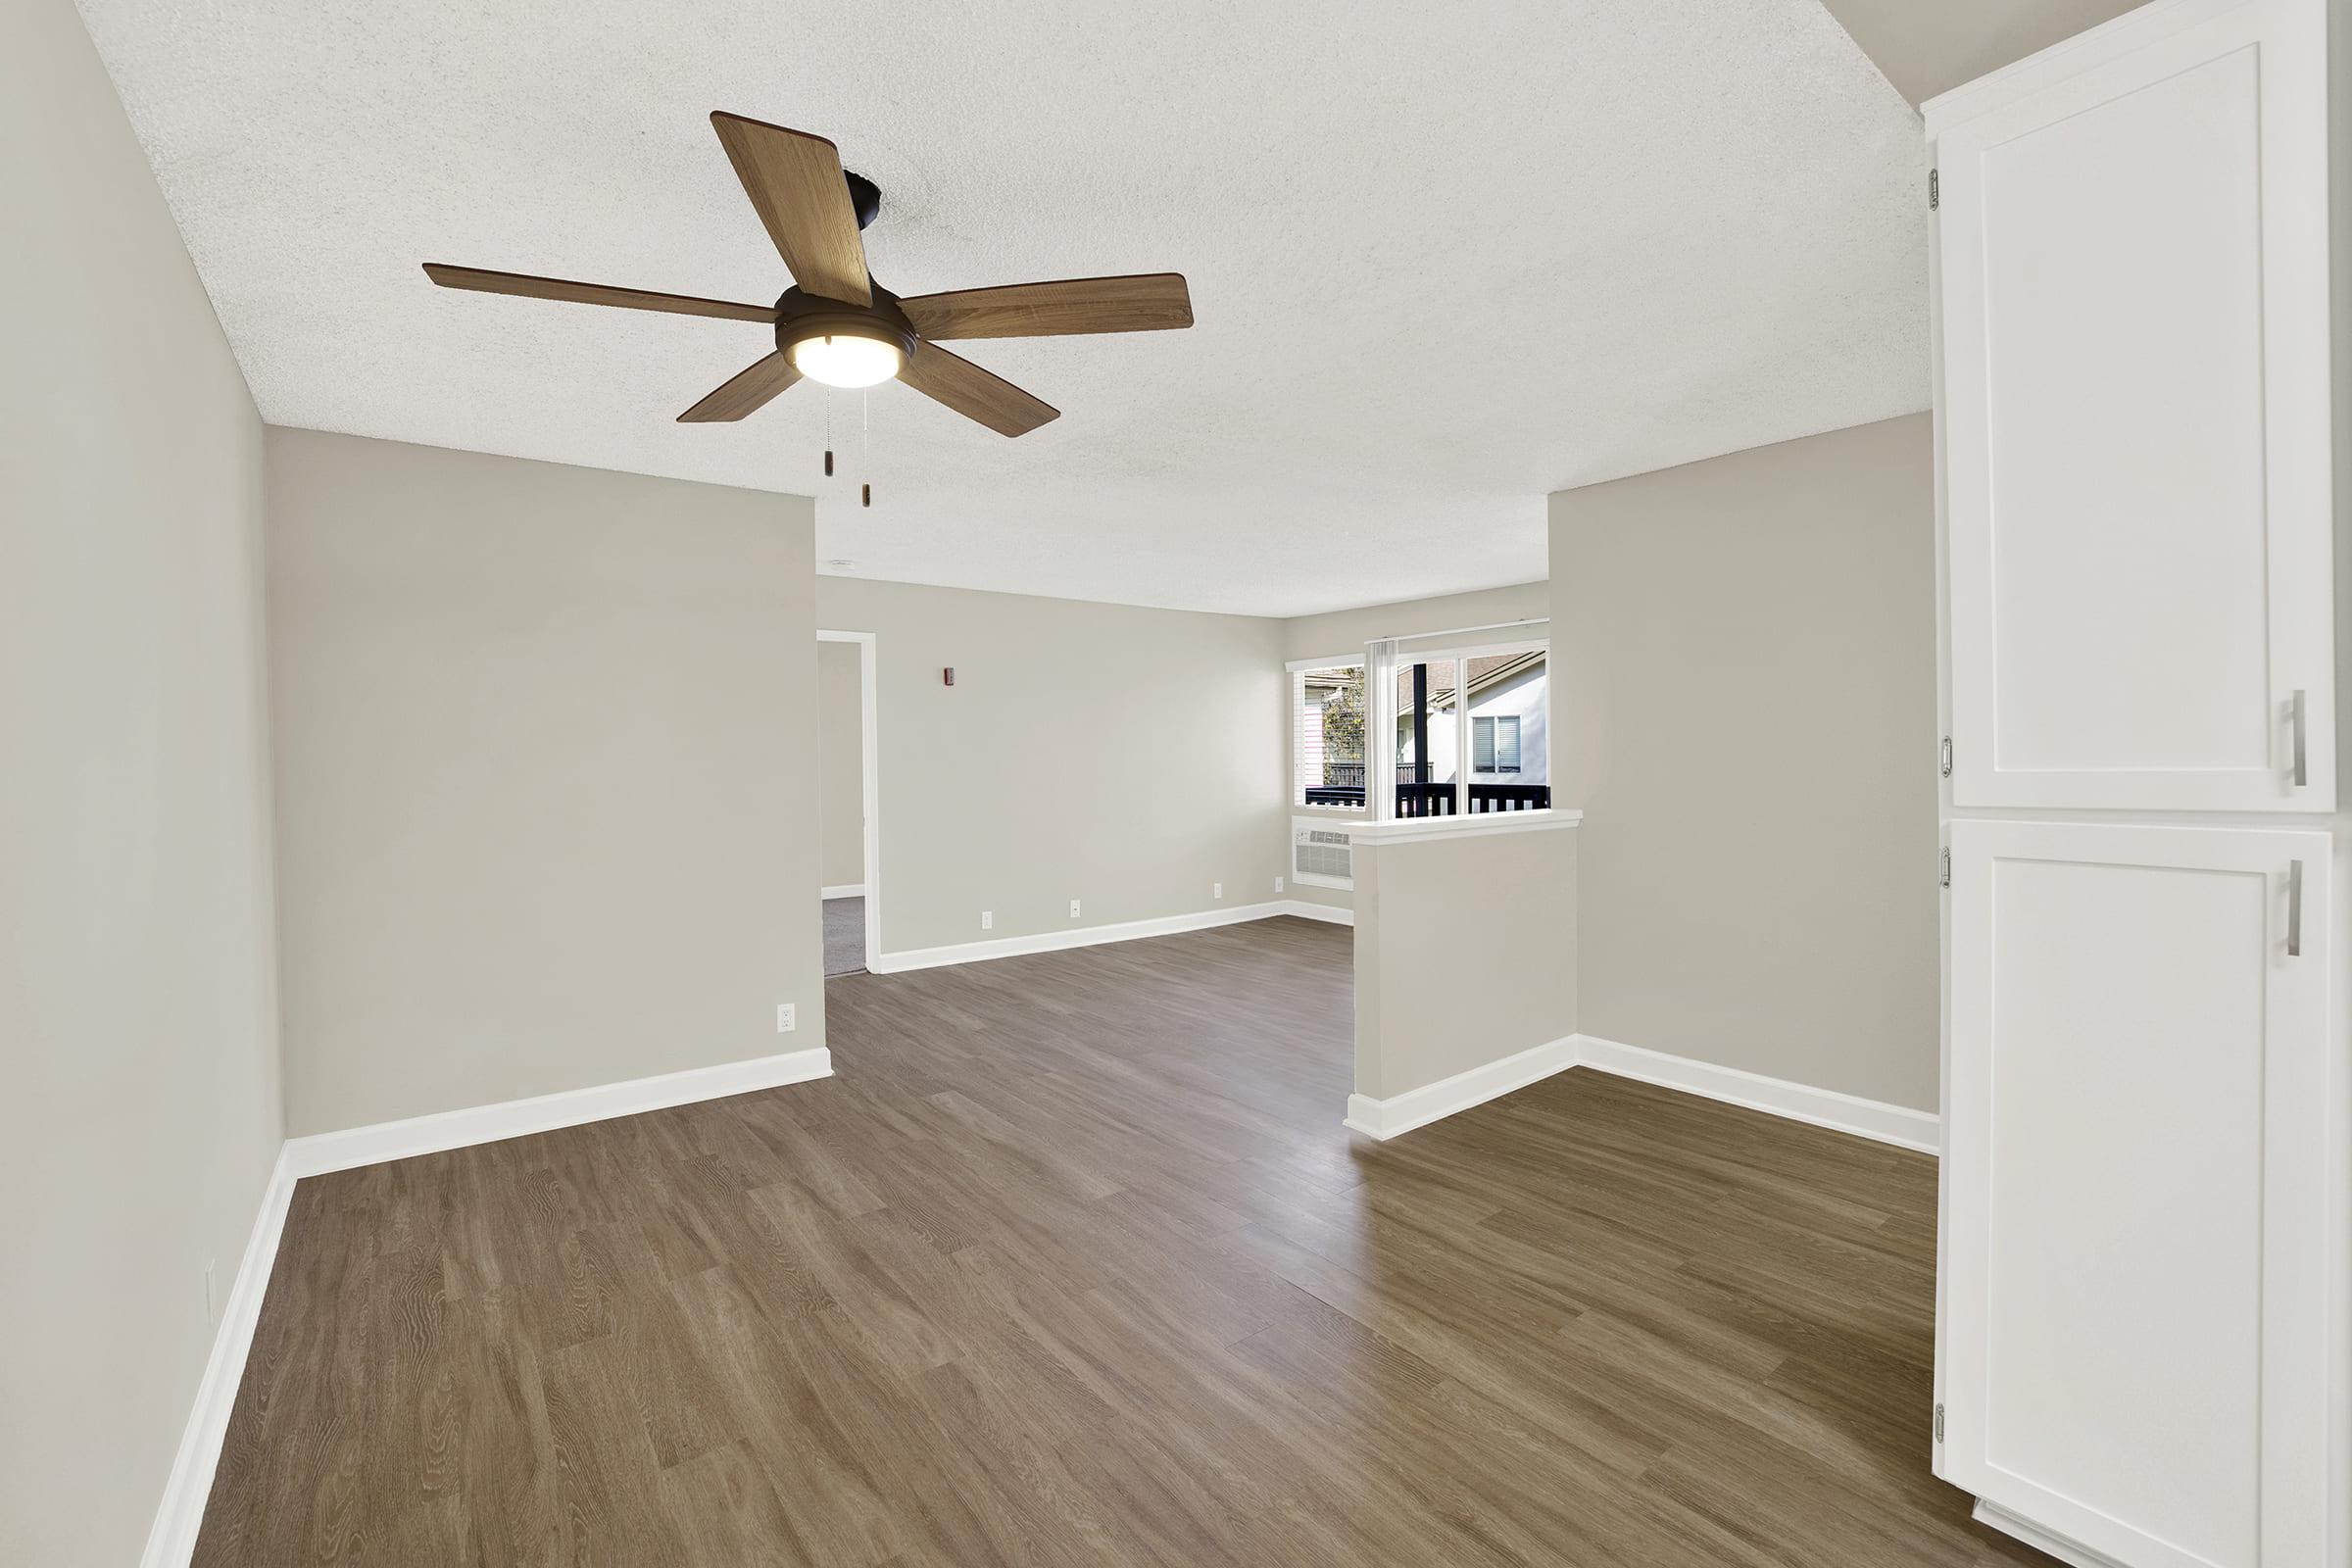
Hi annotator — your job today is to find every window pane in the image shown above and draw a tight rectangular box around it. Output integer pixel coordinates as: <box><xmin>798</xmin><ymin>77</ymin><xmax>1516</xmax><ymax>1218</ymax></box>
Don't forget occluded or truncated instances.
<box><xmin>1297</xmin><ymin>663</ymin><xmax>1366</xmax><ymax>810</ymax></box>
<box><xmin>1464</xmin><ymin>651</ymin><xmax>1546</xmax><ymax>811</ymax></box>
<box><xmin>1394</xmin><ymin>659</ymin><xmax>1459</xmax><ymax>817</ymax></box>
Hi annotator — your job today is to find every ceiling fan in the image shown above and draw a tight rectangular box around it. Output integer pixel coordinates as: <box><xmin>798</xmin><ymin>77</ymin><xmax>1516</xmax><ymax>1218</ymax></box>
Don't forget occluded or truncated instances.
<box><xmin>423</xmin><ymin>112</ymin><xmax>1193</xmax><ymax>437</ymax></box>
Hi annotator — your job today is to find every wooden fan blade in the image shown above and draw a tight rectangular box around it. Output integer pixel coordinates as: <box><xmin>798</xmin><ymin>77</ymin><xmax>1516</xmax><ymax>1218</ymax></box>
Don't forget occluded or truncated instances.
<box><xmin>900</xmin><ymin>273</ymin><xmax>1193</xmax><ymax>340</ymax></box>
<box><xmin>710</xmin><ymin>112</ymin><xmax>871</xmax><ymax>306</ymax></box>
<box><xmin>677</xmin><ymin>353</ymin><xmax>802</xmax><ymax>422</ymax></box>
<box><xmin>422</xmin><ymin>264</ymin><xmax>776</xmax><ymax>323</ymax></box>
<box><xmin>898</xmin><ymin>343</ymin><xmax>1059</xmax><ymax>437</ymax></box>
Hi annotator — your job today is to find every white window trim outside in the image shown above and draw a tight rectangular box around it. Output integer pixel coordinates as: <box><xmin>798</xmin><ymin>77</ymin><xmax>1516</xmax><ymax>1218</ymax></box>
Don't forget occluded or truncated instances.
<box><xmin>1473</xmin><ymin>712</ymin><xmax>1522</xmax><ymax>773</ymax></box>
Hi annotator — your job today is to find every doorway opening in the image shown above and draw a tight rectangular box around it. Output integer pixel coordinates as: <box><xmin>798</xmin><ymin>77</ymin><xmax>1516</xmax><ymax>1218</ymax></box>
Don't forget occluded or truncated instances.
<box><xmin>816</xmin><ymin>629</ymin><xmax>879</xmax><ymax>975</ymax></box>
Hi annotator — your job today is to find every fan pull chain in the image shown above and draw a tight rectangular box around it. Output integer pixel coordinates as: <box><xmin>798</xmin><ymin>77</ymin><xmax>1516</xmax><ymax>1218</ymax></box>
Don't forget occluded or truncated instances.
<box><xmin>861</xmin><ymin>391</ymin><xmax>872</xmax><ymax>508</ymax></box>
<box><xmin>823</xmin><ymin>391</ymin><xmax>834</xmax><ymax>477</ymax></box>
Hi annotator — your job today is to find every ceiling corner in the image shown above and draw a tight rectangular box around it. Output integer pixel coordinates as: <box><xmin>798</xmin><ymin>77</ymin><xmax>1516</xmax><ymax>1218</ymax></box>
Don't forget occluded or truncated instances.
<box><xmin>1816</xmin><ymin>0</ymin><xmax>2149</xmax><ymax>106</ymax></box>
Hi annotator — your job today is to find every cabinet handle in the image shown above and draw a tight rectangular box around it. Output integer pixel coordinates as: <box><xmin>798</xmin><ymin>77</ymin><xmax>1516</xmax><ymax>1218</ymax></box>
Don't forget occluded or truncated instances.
<box><xmin>2291</xmin><ymin>689</ymin><xmax>2308</xmax><ymax>786</ymax></box>
<box><xmin>2287</xmin><ymin>859</ymin><xmax>2304</xmax><ymax>958</ymax></box>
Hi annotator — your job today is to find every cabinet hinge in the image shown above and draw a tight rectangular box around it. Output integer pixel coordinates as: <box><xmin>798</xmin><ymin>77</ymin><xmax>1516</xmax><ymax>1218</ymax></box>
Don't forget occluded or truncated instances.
<box><xmin>1939</xmin><ymin>848</ymin><xmax>1951</xmax><ymax>888</ymax></box>
<box><xmin>1934</xmin><ymin>1403</ymin><xmax>1945</xmax><ymax>1443</ymax></box>
<box><xmin>1929</xmin><ymin>168</ymin><xmax>1939</xmax><ymax>210</ymax></box>
<box><xmin>1939</xmin><ymin>735</ymin><xmax>1953</xmax><ymax>778</ymax></box>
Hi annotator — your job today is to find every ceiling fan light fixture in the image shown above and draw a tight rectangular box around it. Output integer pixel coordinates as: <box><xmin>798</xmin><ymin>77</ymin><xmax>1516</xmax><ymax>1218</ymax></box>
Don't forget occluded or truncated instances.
<box><xmin>427</xmin><ymin>113</ymin><xmax>1188</xmax><ymax>436</ymax></box>
<box><xmin>789</xmin><ymin>327</ymin><xmax>904</xmax><ymax>388</ymax></box>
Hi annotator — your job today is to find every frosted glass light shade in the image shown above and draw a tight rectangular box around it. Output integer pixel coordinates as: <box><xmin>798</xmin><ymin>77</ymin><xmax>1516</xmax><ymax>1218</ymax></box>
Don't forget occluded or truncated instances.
<box><xmin>790</xmin><ymin>332</ymin><xmax>903</xmax><ymax>388</ymax></box>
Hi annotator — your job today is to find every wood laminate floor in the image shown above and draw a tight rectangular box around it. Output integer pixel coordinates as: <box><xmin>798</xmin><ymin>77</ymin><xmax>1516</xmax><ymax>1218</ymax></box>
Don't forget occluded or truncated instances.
<box><xmin>195</xmin><ymin>916</ymin><xmax>2051</xmax><ymax>1566</ymax></box>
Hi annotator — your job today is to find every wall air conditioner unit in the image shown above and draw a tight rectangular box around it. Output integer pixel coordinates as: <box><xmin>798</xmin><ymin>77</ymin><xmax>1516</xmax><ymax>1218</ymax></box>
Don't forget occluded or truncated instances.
<box><xmin>1292</xmin><ymin>821</ymin><xmax>1354</xmax><ymax>890</ymax></box>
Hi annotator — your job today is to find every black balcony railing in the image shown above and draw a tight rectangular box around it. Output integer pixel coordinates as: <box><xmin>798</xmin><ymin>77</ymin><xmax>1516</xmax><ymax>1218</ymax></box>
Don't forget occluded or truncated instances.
<box><xmin>1300</xmin><ymin>781</ymin><xmax>1551</xmax><ymax>812</ymax></box>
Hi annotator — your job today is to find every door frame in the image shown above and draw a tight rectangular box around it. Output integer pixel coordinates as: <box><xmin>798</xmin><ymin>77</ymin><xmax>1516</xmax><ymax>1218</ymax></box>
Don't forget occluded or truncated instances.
<box><xmin>817</xmin><ymin>629</ymin><xmax>880</xmax><ymax>970</ymax></box>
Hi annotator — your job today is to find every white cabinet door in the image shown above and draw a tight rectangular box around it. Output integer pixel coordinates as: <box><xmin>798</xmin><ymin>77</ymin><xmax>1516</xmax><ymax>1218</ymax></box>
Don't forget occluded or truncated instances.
<box><xmin>1940</xmin><ymin>820</ymin><xmax>2334</xmax><ymax>1568</ymax></box>
<box><xmin>1933</xmin><ymin>0</ymin><xmax>2332</xmax><ymax>811</ymax></box>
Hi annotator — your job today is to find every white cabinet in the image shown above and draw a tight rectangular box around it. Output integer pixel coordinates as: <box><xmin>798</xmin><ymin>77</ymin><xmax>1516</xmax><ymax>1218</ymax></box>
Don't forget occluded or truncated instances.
<box><xmin>1931</xmin><ymin>3</ymin><xmax>2348</xmax><ymax>1565</ymax></box>
<box><xmin>1934</xmin><ymin>0</ymin><xmax>2333</xmax><ymax>811</ymax></box>
<box><xmin>1939</xmin><ymin>821</ymin><xmax>2334</xmax><ymax>1568</ymax></box>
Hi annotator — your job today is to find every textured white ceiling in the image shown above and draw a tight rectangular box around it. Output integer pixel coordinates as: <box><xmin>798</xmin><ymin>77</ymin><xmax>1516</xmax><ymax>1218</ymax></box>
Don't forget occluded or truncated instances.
<box><xmin>74</xmin><ymin>0</ymin><xmax>1928</xmax><ymax>617</ymax></box>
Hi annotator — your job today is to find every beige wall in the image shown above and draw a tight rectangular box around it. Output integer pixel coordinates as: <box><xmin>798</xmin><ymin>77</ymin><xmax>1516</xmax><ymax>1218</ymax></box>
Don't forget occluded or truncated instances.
<box><xmin>1282</xmin><ymin>580</ymin><xmax>1548</xmax><ymax>663</ymax></box>
<box><xmin>0</xmin><ymin>4</ymin><xmax>283</xmax><ymax>1561</ymax></box>
<box><xmin>1281</xmin><ymin>580</ymin><xmax>1550</xmax><ymax>915</ymax></box>
<box><xmin>1352</xmin><ymin>828</ymin><xmax>1579</xmax><ymax>1101</ymax></box>
<box><xmin>813</xmin><ymin>575</ymin><xmax>1289</xmax><ymax>956</ymax></box>
<box><xmin>1550</xmin><ymin>415</ymin><xmax>1937</xmax><ymax>1110</ymax></box>
<box><xmin>265</xmin><ymin>430</ymin><xmax>824</xmax><ymax>1135</ymax></box>
<box><xmin>817</xmin><ymin>639</ymin><xmax>865</xmax><ymax>891</ymax></box>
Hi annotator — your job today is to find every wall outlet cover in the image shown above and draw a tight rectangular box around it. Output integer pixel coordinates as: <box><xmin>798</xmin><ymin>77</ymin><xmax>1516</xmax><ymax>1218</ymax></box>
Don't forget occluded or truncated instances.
<box><xmin>1275</xmin><ymin>876</ymin><xmax>1286</xmax><ymax>893</ymax></box>
<box><xmin>776</xmin><ymin>1003</ymin><xmax>797</xmax><ymax>1033</ymax></box>
<box><xmin>1069</xmin><ymin>900</ymin><xmax>1082</xmax><ymax>918</ymax></box>
<box><xmin>981</xmin><ymin>910</ymin><xmax>993</xmax><ymax>930</ymax></box>
<box><xmin>1213</xmin><ymin>882</ymin><xmax>1223</xmax><ymax>899</ymax></box>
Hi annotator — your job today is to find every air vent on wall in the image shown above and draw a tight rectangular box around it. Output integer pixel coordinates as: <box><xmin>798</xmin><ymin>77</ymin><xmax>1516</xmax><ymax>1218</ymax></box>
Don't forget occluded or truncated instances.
<box><xmin>1293</xmin><ymin>824</ymin><xmax>1354</xmax><ymax>890</ymax></box>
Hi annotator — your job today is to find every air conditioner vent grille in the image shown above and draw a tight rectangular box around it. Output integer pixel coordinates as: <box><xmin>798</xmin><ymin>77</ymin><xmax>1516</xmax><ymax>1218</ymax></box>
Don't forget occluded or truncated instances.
<box><xmin>1293</xmin><ymin>824</ymin><xmax>1354</xmax><ymax>889</ymax></box>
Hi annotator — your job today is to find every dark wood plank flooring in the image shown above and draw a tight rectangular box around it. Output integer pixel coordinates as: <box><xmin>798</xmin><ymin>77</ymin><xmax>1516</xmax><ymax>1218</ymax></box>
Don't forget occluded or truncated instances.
<box><xmin>195</xmin><ymin>916</ymin><xmax>2049</xmax><ymax>1566</ymax></box>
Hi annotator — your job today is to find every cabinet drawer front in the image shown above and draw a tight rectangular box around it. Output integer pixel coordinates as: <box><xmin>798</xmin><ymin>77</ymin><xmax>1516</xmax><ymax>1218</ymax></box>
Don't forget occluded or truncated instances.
<box><xmin>1940</xmin><ymin>820</ymin><xmax>2333</xmax><ymax>1567</ymax></box>
<box><xmin>1934</xmin><ymin>0</ymin><xmax>2332</xmax><ymax>811</ymax></box>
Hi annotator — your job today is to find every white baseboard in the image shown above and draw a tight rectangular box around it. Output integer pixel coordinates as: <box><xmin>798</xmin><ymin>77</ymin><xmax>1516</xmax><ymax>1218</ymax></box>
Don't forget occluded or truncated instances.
<box><xmin>284</xmin><ymin>1047</ymin><xmax>834</xmax><ymax>1177</ymax></box>
<box><xmin>138</xmin><ymin>1146</ymin><xmax>297</xmax><ymax>1568</ymax></box>
<box><xmin>1277</xmin><ymin>900</ymin><xmax>1353</xmax><ymax>926</ymax></box>
<box><xmin>869</xmin><ymin>902</ymin><xmax>1306</xmax><ymax>973</ymax></box>
<box><xmin>1971</xmin><ymin>1500</ymin><xmax>2124</xmax><ymax>1568</ymax></box>
<box><xmin>1573</xmin><ymin>1034</ymin><xmax>1938</xmax><ymax>1153</ymax></box>
<box><xmin>1345</xmin><ymin>1036</ymin><xmax>1580</xmax><ymax>1140</ymax></box>
<box><xmin>1345</xmin><ymin>1034</ymin><xmax>1939</xmax><ymax>1153</ymax></box>
<box><xmin>821</xmin><ymin>884</ymin><xmax>865</xmax><ymax>900</ymax></box>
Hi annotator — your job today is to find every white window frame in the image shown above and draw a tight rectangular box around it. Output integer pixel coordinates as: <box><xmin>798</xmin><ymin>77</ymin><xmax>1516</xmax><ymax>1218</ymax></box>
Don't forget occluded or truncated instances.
<box><xmin>1288</xmin><ymin>654</ymin><xmax>1370</xmax><ymax>815</ymax></box>
<box><xmin>1365</xmin><ymin>636</ymin><xmax>1551</xmax><ymax>826</ymax></box>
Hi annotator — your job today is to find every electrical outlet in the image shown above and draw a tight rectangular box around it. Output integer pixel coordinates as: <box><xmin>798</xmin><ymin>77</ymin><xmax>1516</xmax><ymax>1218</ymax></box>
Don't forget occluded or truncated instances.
<box><xmin>1275</xmin><ymin>876</ymin><xmax>1286</xmax><ymax>894</ymax></box>
<box><xmin>203</xmin><ymin>1259</ymin><xmax>217</xmax><ymax>1321</ymax></box>
<box><xmin>981</xmin><ymin>910</ymin><xmax>993</xmax><ymax>930</ymax></box>
<box><xmin>1069</xmin><ymin>899</ymin><xmax>1082</xmax><ymax>919</ymax></box>
<box><xmin>1213</xmin><ymin>882</ymin><xmax>1223</xmax><ymax>900</ymax></box>
<box><xmin>775</xmin><ymin>1003</ymin><xmax>797</xmax><ymax>1033</ymax></box>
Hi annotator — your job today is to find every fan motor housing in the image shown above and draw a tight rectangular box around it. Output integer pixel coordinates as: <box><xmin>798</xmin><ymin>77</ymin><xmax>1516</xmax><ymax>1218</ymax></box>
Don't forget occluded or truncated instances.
<box><xmin>844</xmin><ymin>170</ymin><xmax>882</xmax><ymax>231</ymax></box>
<box><xmin>774</xmin><ymin>283</ymin><xmax>917</xmax><ymax>364</ymax></box>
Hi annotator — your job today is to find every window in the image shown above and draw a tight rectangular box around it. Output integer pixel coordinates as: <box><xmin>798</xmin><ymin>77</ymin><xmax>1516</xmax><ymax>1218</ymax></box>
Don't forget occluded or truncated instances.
<box><xmin>1291</xmin><ymin>660</ymin><xmax>1367</xmax><ymax>811</ymax></box>
<box><xmin>1473</xmin><ymin>714</ymin><xmax>1521</xmax><ymax>773</ymax></box>
<box><xmin>1384</xmin><ymin>640</ymin><xmax>1548</xmax><ymax>817</ymax></box>
<box><xmin>1291</xmin><ymin>633</ymin><xmax>1550</xmax><ymax>827</ymax></box>
<box><xmin>1393</xmin><ymin>657</ymin><xmax>1460</xmax><ymax>817</ymax></box>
